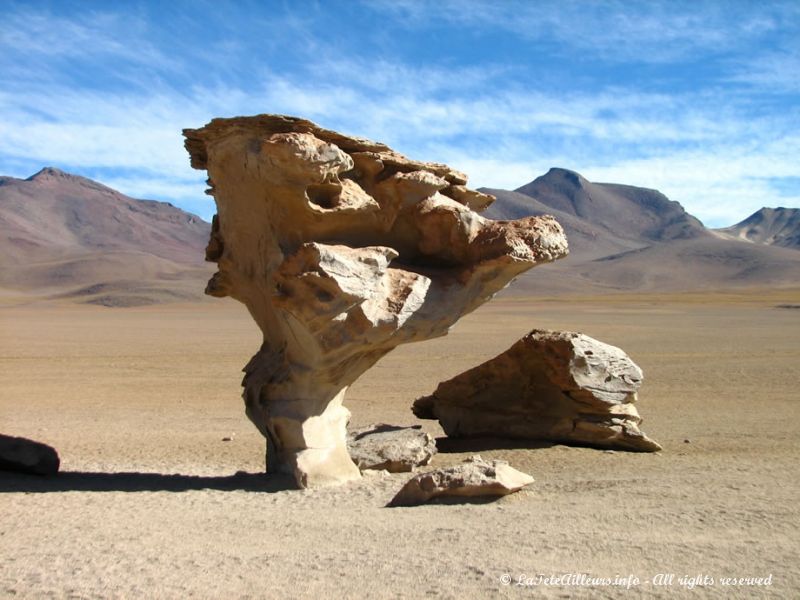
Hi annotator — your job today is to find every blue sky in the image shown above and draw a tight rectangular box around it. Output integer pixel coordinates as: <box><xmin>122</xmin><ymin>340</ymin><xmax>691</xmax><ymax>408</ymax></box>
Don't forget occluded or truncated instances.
<box><xmin>1</xmin><ymin>0</ymin><xmax>798</xmax><ymax>227</ymax></box>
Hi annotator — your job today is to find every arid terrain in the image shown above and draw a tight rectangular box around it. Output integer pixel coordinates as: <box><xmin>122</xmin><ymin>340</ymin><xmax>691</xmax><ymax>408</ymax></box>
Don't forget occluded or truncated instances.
<box><xmin>4</xmin><ymin>0</ymin><xmax>799</xmax><ymax>596</ymax></box>
<box><xmin>2</xmin><ymin>165</ymin><xmax>799</xmax><ymax>598</ymax></box>
<box><xmin>2</xmin><ymin>289</ymin><xmax>798</xmax><ymax>598</ymax></box>
<box><xmin>0</xmin><ymin>168</ymin><xmax>212</xmax><ymax>307</ymax></box>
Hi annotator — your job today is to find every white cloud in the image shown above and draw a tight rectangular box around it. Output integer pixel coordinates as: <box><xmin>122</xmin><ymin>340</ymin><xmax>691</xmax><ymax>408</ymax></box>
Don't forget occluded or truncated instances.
<box><xmin>577</xmin><ymin>140</ymin><xmax>800</xmax><ymax>226</ymax></box>
<box><xmin>367</xmin><ymin>0</ymin><xmax>794</xmax><ymax>63</ymax></box>
<box><xmin>2</xmin><ymin>71</ymin><xmax>797</xmax><ymax>226</ymax></box>
<box><xmin>727</xmin><ymin>49</ymin><xmax>800</xmax><ymax>93</ymax></box>
<box><xmin>96</xmin><ymin>173</ymin><xmax>214</xmax><ymax>220</ymax></box>
<box><xmin>0</xmin><ymin>2</ymin><xmax>797</xmax><ymax>228</ymax></box>
<box><xmin>0</xmin><ymin>7</ymin><xmax>181</xmax><ymax>85</ymax></box>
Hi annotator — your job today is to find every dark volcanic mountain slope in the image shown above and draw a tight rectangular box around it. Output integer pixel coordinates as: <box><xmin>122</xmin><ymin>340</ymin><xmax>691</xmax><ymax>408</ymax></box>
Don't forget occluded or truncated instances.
<box><xmin>0</xmin><ymin>167</ymin><xmax>212</xmax><ymax>304</ymax></box>
<box><xmin>1</xmin><ymin>167</ymin><xmax>209</xmax><ymax>263</ymax></box>
<box><xmin>512</xmin><ymin>167</ymin><xmax>706</xmax><ymax>242</ymax></box>
<box><xmin>715</xmin><ymin>207</ymin><xmax>800</xmax><ymax>250</ymax></box>
<box><xmin>482</xmin><ymin>188</ymin><xmax>645</xmax><ymax>261</ymax></box>
<box><xmin>482</xmin><ymin>168</ymin><xmax>800</xmax><ymax>294</ymax></box>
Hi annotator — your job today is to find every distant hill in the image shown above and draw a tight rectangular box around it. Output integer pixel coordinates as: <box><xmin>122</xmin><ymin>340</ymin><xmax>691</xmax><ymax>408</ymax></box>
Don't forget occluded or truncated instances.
<box><xmin>714</xmin><ymin>207</ymin><xmax>800</xmax><ymax>250</ymax></box>
<box><xmin>484</xmin><ymin>188</ymin><xmax>644</xmax><ymax>262</ymax></box>
<box><xmin>481</xmin><ymin>168</ymin><xmax>800</xmax><ymax>294</ymax></box>
<box><xmin>515</xmin><ymin>168</ymin><xmax>706</xmax><ymax>242</ymax></box>
<box><xmin>0</xmin><ymin>167</ymin><xmax>212</xmax><ymax>306</ymax></box>
<box><xmin>2</xmin><ymin>166</ymin><xmax>798</xmax><ymax>304</ymax></box>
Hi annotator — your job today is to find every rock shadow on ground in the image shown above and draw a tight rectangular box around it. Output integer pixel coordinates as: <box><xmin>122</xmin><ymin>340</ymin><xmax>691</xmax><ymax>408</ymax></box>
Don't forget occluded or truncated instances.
<box><xmin>0</xmin><ymin>470</ymin><xmax>294</xmax><ymax>493</ymax></box>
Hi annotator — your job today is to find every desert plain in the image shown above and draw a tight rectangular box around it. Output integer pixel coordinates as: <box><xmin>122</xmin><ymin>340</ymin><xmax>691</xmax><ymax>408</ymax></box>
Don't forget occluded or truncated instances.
<box><xmin>1</xmin><ymin>287</ymin><xmax>798</xmax><ymax>599</ymax></box>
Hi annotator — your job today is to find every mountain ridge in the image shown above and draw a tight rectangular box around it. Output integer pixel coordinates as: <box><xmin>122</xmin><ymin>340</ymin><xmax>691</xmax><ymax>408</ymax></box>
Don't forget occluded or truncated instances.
<box><xmin>0</xmin><ymin>167</ymin><xmax>212</xmax><ymax>306</ymax></box>
<box><xmin>480</xmin><ymin>168</ymin><xmax>800</xmax><ymax>294</ymax></box>
<box><xmin>512</xmin><ymin>167</ymin><xmax>707</xmax><ymax>242</ymax></box>
<box><xmin>2</xmin><ymin>166</ymin><xmax>798</xmax><ymax>304</ymax></box>
<box><xmin>713</xmin><ymin>206</ymin><xmax>800</xmax><ymax>250</ymax></box>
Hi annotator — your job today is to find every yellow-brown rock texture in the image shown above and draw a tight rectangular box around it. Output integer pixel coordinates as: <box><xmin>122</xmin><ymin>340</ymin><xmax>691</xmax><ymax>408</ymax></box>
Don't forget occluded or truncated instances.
<box><xmin>184</xmin><ymin>114</ymin><xmax>568</xmax><ymax>488</ymax></box>
<box><xmin>414</xmin><ymin>329</ymin><xmax>661</xmax><ymax>452</ymax></box>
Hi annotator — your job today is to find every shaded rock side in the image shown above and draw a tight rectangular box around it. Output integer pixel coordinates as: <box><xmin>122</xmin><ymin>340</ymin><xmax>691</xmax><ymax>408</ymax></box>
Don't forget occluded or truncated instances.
<box><xmin>413</xmin><ymin>330</ymin><xmax>661</xmax><ymax>452</ymax></box>
<box><xmin>389</xmin><ymin>455</ymin><xmax>534</xmax><ymax>506</ymax></box>
<box><xmin>347</xmin><ymin>424</ymin><xmax>436</xmax><ymax>473</ymax></box>
<box><xmin>0</xmin><ymin>434</ymin><xmax>60</xmax><ymax>476</ymax></box>
<box><xmin>183</xmin><ymin>114</ymin><xmax>568</xmax><ymax>488</ymax></box>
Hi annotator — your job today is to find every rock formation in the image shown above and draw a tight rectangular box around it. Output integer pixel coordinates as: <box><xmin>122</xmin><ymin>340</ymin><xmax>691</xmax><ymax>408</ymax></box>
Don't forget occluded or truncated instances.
<box><xmin>183</xmin><ymin>115</ymin><xmax>568</xmax><ymax>488</ymax></box>
<box><xmin>0</xmin><ymin>434</ymin><xmax>60</xmax><ymax>476</ymax></box>
<box><xmin>347</xmin><ymin>424</ymin><xmax>436</xmax><ymax>473</ymax></box>
<box><xmin>413</xmin><ymin>329</ymin><xmax>661</xmax><ymax>452</ymax></box>
<box><xmin>389</xmin><ymin>455</ymin><xmax>534</xmax><ymax>506</ymax></box>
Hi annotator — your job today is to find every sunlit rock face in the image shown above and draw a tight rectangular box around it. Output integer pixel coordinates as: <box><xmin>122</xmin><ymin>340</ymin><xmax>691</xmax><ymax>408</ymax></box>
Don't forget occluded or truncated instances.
<box><xmin>184</xmin><ymin>114</ymin><xmax>568</xmax><ymax>488</ymax></box>
<box><xmin>413</xmin><ymin>329</ymin><xmax>661</xmax><ymax>452</ymax></box>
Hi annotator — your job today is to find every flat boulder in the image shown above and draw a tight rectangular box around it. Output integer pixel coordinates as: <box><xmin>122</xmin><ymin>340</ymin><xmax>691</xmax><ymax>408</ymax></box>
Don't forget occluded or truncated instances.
<box><xmin>389</xmin><ymin>455</ymin><xmax>533</xmax><ymax>506</ymax></box>
<box><xmin>0</xmin><ymin>434</ymin><xmax>60</xmax><ymax>476</ymax></box>
<box><xmin>413</xmin><ymin>329</ymin><xmax>661</xmax><ymax>452</ymax></box>
<box><xmin>347</xmin><ymin>424</ymin><xmax>436</xmax><ymax>472</ymax></box>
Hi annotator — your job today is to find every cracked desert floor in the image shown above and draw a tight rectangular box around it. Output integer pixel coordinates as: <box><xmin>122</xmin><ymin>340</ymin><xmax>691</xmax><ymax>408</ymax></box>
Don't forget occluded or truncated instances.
<box><xmin>2</xmin><ymin>290</ymin><xmax>799</xmax><ymax>599</ymax></box>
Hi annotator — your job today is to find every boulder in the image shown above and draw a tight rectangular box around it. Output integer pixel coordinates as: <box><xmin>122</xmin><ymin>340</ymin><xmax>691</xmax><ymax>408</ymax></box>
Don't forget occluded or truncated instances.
<box><xmin>183</xmin><ymin>114</ymin><xmax>568</xmax><ymax>488</ymax></box>
<box><xmin>413</xmin><ymin>329</ymin><xmax>661</xmax><ymax>452</ymax></box>
<box><xmin>0</xmin><ymin>434</ymin><xmax>60</xmax><ymax>476</ymax></box>
<box><xmin>347</xmin><ymin>424</ymin><xmax>436</xmax><ymax>472</ymax></box>
<box><xmin>389</xmin><ymin>455</ymin><xmax>534</xmax><ymax>506</ymax></box>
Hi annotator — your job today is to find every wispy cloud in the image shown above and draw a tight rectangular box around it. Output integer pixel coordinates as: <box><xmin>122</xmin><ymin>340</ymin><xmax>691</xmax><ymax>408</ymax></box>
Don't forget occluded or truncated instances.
<box><xmin>0</xmin><ymin>6</ymin><xmax>182</xmax><ymax>86</ymax></box>
<box><xmin>367</xmin><ymin>0</ymin><xmax>794</xmax><ymax>63</ymax></box>
<box><xmin>727</xmin><ymin>49</ymin><xmax>800</xmax><ymax>93</ymax></box>
<box><xmin>95</xmin><ymin>172</ymin><xmax>214</xmax><ymax>218</ymax></box>
<box><xmin>577</xmin><ymin>137</ymin><xmax>800</xmax><ymax>225</ymax></box>
<box><xmin>0</xmin><ymin>1</ymin><xmax>797</xmax><ymax>227</ymax></box>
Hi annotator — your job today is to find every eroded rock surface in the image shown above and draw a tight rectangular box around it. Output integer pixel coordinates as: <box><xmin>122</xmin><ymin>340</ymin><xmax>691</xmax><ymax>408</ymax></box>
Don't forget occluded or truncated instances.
<box><xmin>389</xmin><ymin>455</ymin><xmax>534</xmax><ymax>506</ymax></box>
<box><xmin>183</xmin><ymin>115</ymin><xmax>568</xmax><ymax>488</ymax></box>
<box><xmin>413</xmin><ymin>329</ymin><xmax>661</xmax><ymax>452</ymax></box>
<box><xmin>0</xmin><ymin>434</ymin><xmax>60</xmax><ymax>476</ymax></box>
<box><xmin>347</xmin><ymin>424</ymin><xmax>436</xmax><ymax>473</ymax></box>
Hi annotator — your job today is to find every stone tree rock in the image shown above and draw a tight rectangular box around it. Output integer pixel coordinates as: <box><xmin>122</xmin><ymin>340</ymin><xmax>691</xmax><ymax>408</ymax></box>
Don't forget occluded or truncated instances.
<box><xmin>183</xmin><ymin>114</ymin><xmax>568</xmax><ymax>488</ymax></box>
<box><xmin>413</xmin><ymin>329</ymin><xmax>661</xmax><ymax>452</ymax></box>
<box><xmin>389</xmin><ymin>455</ymin><xmax>534</xmax><ymax>506</ymax></box>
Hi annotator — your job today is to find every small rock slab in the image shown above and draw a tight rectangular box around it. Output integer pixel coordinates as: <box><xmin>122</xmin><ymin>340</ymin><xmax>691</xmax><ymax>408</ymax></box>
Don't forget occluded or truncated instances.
<box><xmin>347</xmin><ymin>424</ymin><xmax>437</xmax><ymax>473</ymax></box>
<box><xmin>388</xmin><ymin>455</ymin><xmax>533</xmax><ymax>506</ymax></box>
<box><xmin>0</xmin><ymin>434</ymin><xmax>60</xmax><ymax>476</ymax></box>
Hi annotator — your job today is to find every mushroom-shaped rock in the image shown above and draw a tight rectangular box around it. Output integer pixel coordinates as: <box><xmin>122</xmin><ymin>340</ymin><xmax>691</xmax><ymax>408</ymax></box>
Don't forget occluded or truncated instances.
<box><xmin>183</xmin><ymin>114</ymin><xmax>568</xmax><ymax>488</ymax></box>
<box><xmin>413</xmin><ymin>329</ymin><xmax>661</xmax><ymax>452</ymax></box>
<box><xmin>389</xmin><ymin>455</ymin><xmax>534</xmax><ymax>506</ymax></box>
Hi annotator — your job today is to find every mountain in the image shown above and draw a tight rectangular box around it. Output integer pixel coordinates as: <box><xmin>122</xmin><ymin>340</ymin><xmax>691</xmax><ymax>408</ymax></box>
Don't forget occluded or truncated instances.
<box><xmin>483</xmin><ymin>168</ymin><xmax>709</xmax><ymax>262</ymax></box>
<box><xmin>515</xmin><ymin>168</ymin><xmax>706</xmax><ymax>242</ymax></box>
<box><xmin>0</xmin><ymin>167</ymin><xmax>212</xmax><ymax>306</ymax></box>
<box><xmin>714</xmin><ymin>207</ymin><xmax>800</xmax><ymax>250</ymax></box>
<box><xmin>481</xmin><ymin>169</ymin><xmax>800</xmax><ymax>294</ymax></box>
<box><xmin>484</xmin><ymin>188</ymin><xmax>644</xmax><ymax>261</ymax></box>
<box><xmin>3</xmin><ymin>166</ymin><xmax>797</xmax><ymax>304</ymax></box>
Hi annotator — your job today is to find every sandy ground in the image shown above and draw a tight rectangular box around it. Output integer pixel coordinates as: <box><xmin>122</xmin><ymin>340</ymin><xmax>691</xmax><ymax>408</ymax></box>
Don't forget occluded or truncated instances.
<box><xmin>1</xmin><ymin>290</ymin><xmax>799</xmax><ymax>599</ymax></box>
